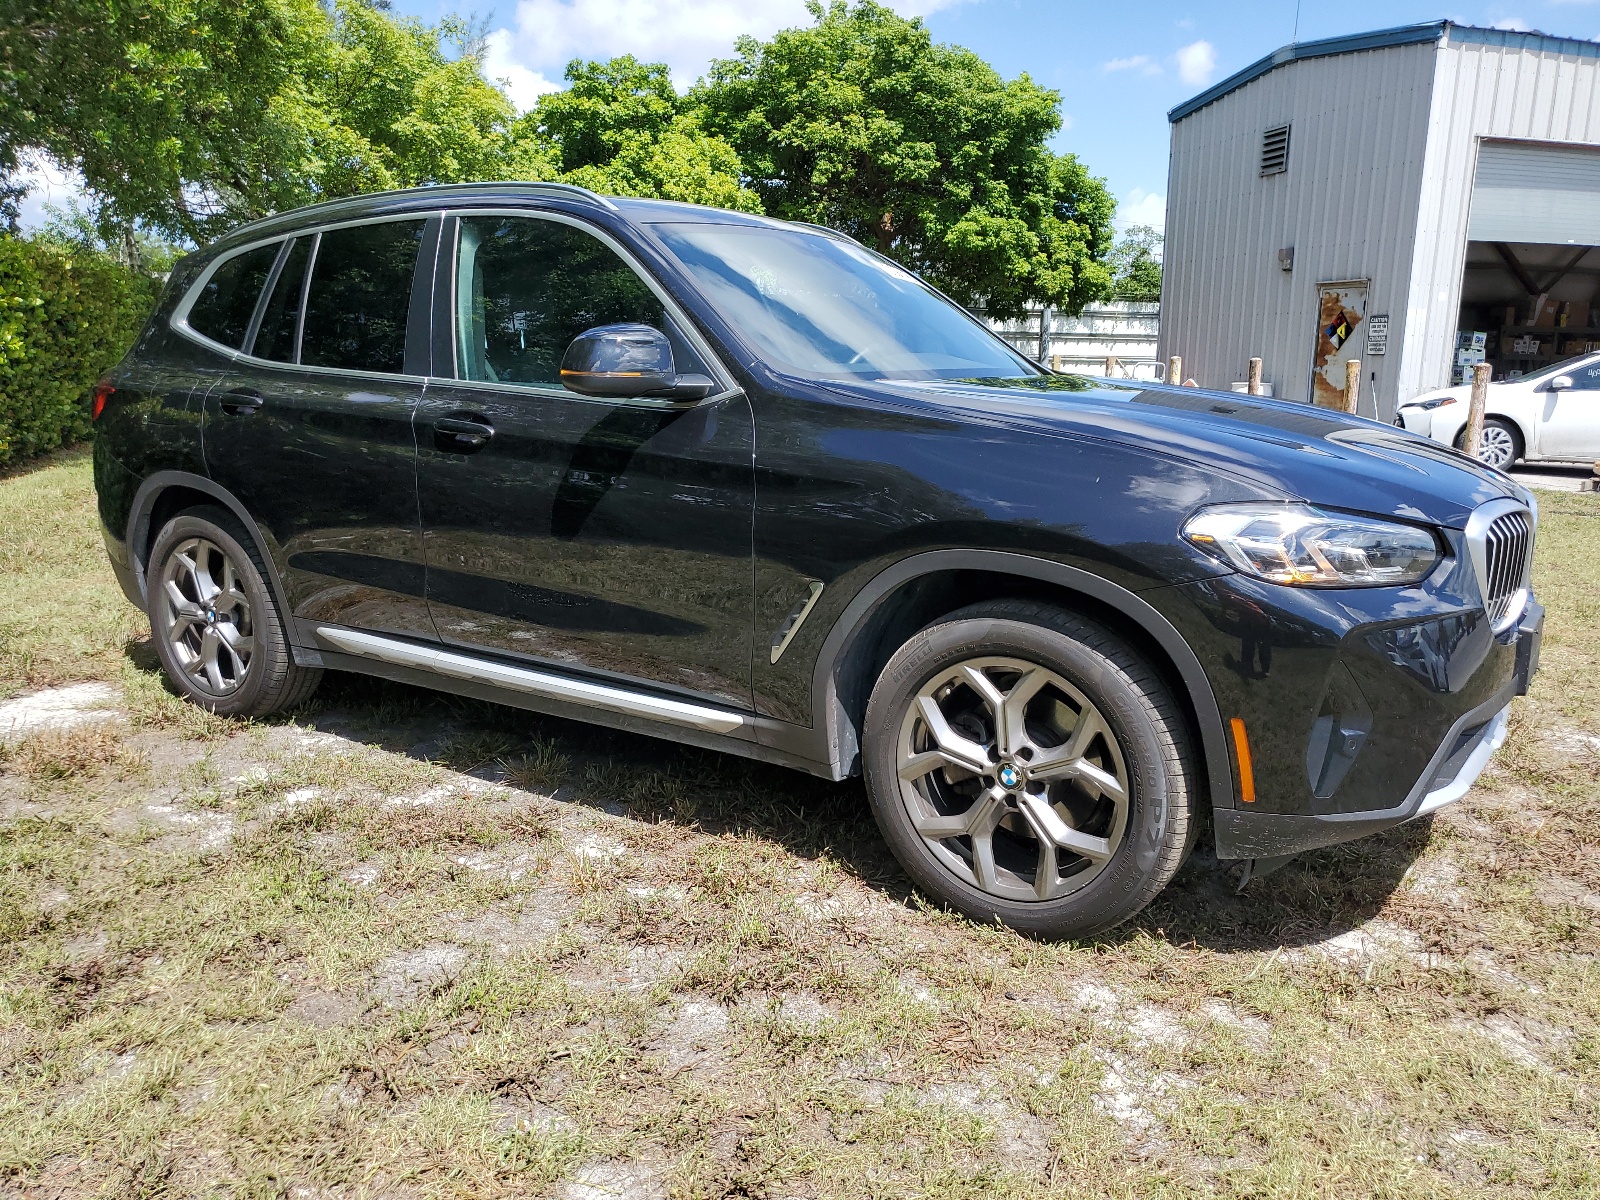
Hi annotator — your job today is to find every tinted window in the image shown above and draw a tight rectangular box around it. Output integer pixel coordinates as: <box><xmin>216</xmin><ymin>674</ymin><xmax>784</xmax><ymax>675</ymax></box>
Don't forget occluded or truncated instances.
<box><xmin>1570</xmin><ymin>359</ymin><xmax>1600</xmax><ymax>390</ymax></box>
<box><xmin>654</xmin><ymin>223</ymin><xmax>1036</xmax><ymax>381</ymax></box>
<box><xmin>299</xmin><ymin>220</ymin><xmax>425</xmax><ymax>374</ymax></box>
<box><xmin>454</xmin><ymin>215</ymin><xmax>704</xmax><ymax>387</ymax></box>
<box><xmin>187</xmin><ymin>243</ymin><xmax>279</xmax><ymax>349</ymax></box>
<box><xmin>252</xmin><ymin>236</ymin><xmax>311</xmax><ymax>363</ymax></box>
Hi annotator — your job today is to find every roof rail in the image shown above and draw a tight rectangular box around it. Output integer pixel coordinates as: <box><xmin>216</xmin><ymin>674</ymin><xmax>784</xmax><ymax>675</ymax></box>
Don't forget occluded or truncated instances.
<box><xmin>430</xmin><ymin>180</ymin><xmax>620</xmax><ymax>211</ymax></box>
<box><xmin>214</xmin><ymin>179</ymin><xmax>619</xmax><ymax>246</ymax></box>
<box><xmin>789</xmin><ymin>220</ymin><xmax>859</xmax><ymax>244</ymax></box>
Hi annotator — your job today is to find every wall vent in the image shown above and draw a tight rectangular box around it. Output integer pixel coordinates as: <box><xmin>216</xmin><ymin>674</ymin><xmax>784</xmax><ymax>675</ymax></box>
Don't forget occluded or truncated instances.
<box><xmin>1260</xmin><ymin>124</ymin><xmax>1291</xmax><ymax>176</ymax></box>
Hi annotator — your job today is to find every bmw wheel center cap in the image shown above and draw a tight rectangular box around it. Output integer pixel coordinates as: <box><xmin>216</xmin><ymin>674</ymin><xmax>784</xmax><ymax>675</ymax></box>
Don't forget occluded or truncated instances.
<box><xmin>997</xmin><ymin>763</ymin><xmax>1022</xmax><ymax>790</ymax></box>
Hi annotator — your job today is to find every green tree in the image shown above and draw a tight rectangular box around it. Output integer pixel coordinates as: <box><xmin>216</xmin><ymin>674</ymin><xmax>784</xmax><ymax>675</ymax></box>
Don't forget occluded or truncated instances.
<box><xmin>0</xmin><ymin>0</ymin><xmax>527</xmax><ymax>246</ymax></box>
<box><xmin>1107</xmin><ymin>224</ymin><xmax>1162</xmax><ymax>301</ymax></box>
<box><xmin>692</xmin><ymin>0</ymin><xmax>1113</xmax><ymax>318</ymax></box>
<box><xmin>514</xmin><ymin>57</ymin><xmax>759</xmax><ymax>212</ymax></box>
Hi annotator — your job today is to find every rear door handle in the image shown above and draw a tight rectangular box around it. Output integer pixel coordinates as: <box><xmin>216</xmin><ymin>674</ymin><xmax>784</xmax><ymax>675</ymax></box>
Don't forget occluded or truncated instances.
<box><xmin>434</xmin><ymin>415</ymin><xmax>495</xmax><ymax>452</ymax></box>
<box><xmin>219</xmin><ymin>388</ymin><xmax>263</xmax><ymax>416</ymax></box>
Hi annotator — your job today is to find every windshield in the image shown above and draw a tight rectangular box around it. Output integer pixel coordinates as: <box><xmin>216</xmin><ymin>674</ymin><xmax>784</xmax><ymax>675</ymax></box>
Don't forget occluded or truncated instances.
<box><xmin>652</xmin><ymin>222</ymin><xmax>1040</xmax><ymax>381</ymax></box>
<box><xmin>1510</xmin><ymin>352</ymin><xmax>1600</xmax><ymax>385</ymax></box>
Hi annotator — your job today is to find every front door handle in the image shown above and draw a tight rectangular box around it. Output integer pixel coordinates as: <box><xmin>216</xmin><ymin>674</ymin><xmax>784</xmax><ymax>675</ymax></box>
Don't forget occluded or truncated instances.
<box><xmin>434</xmin><ymin>415</ymin><xmax>495</xmax><ymax>452</ymax></box>
<box><xmin>219</xmin><ymin>388</ymin><xmax>263</xmax><ymax>416</ymax></box>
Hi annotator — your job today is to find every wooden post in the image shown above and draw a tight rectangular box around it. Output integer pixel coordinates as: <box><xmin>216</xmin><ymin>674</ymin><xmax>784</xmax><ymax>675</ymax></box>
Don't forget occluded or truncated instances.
<box><xmin>1104</xmin><ymin>355</ymin><xmax>1117</xmax><ymax>378</ymax></box>
<box><xmin>1464</xmin><ymin>362</ymin><xmax>1491</xmax><ymax>459</ymax></box>
<box><xmin>1342</xmin><ymin>359</ymin><xmax>1360</xmax><ymax>414</ymax></box>
<box><xmin>1167</xmin><ymin>355</ymin><xmax>1182</xmax><ymax>386</ymax></box>
<box><xmin>1247</xmin><ymin>357</ymin><xmax>1263</xmax><ymax>396</ymax></box>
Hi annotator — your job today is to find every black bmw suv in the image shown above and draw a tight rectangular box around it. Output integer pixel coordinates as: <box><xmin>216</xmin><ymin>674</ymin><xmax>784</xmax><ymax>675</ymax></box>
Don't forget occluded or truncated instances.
<box><xmin>93</xmin><ymin>182</ymin><xmax>1543</xmax><ymax>938</ymax></box>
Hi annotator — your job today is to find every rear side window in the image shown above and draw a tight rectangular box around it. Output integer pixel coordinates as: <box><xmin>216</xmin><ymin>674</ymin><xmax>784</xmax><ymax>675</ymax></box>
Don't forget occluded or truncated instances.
<box><xmin>252</xmin><ymin>237</ymin><xmax>311</xmax><ymax>363</ymax></box>
<box><xmin>299</xmin><ymin>220</ymin><xmax>425</xmax><ymax>374</ymax></box>
<box><xmin>187</xmin><ymin>243</ymin><xmax>280</xmax><ymax>349</ymax></box>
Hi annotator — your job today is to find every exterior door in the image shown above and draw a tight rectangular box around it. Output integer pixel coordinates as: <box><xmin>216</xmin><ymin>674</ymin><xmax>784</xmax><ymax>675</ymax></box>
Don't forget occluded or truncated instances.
<box><xmin>415</xmin><ymin>212</ymin><xmax>755</xmax><ymax>709</ymax></box>
<box><xmin>199</xmin><ymin>215</ymin><xmax>437</xmax><ymax>638</ymax></box>
<box><xmin>1309</xmin><ymin>281</ymin><xmax>1367</xmax><ymax>408</ymax></box>
<box><xmin>1537</xmin><ymin>356</ymin><xmax>1600</xmax><ymax>459</ymax></box>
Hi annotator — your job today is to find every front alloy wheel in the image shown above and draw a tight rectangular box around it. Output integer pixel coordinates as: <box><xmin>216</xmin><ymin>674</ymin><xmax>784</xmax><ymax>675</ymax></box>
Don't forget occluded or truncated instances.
<box><xmin>896</xmin><ymin>657</ymin><xmax>1130</xmax><ymax>902</ymax></box>
<box><xmin>158</xmin><ymin>535</ymin><xmax>255</xmax><ymax>695</ymax></box>
<box><xmin>863</xmin><ymin>601</ymin><xmax>1196</xmax><ymax>939</ymax></box>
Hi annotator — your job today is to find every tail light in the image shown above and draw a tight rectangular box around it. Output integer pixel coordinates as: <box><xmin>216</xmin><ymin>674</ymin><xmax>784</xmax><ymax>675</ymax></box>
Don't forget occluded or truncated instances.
<box><xmin>91</xmin><ymin>379</ymin><xmax>115</xmax><ymax>422</ymax></box>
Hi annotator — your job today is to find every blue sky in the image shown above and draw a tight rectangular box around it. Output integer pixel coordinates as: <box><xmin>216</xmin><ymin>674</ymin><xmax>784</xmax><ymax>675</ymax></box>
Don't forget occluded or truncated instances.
<box><xmin>388</xmin><ymin>0</ymin><xmax>1600</xmax><ymax>233</ymax></box>
<box><xmin>16</xmin><ymin>1</ymin><xmax>1600</xmax><ymax>231</ymax></box>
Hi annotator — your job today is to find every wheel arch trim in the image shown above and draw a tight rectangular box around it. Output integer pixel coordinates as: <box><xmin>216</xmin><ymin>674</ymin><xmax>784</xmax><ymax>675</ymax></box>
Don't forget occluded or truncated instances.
<box><xmin>808</xmin><ymin>549</ymin><xmax>1236</xmax><ymax>811</ymax></box>
<box><xmin>126</xmin><ymin>471</ymin><xmax>295</xmax><ymax>630</ymax></box>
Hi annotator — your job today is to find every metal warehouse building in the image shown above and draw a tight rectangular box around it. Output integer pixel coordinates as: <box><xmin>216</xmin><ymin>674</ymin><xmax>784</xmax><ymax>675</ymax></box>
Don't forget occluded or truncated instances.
<box><xmin>1159</xmin><ymin>21</ymin><xmax>1600</xmax><ymax>417</ymax></box>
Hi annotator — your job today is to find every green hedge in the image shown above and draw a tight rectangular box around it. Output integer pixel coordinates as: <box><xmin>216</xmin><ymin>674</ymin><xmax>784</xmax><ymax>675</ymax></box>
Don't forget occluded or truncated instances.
<box><xmin>0</xmin><ymin>236</ymin><xmax>161</xmax><ymax>467</ymax></box>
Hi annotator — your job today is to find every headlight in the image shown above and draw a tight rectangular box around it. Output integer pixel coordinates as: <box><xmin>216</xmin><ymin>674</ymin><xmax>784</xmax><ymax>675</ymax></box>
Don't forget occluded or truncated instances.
<box><xmin>1183</xmin><ymin>504</ymin><xmax>1441</xmax><ymax>587</ymax></box>
<box><xmin>1402</xmin><ymin>397</ymin><xmax>1457</xmax><ymax>411</ymax></box>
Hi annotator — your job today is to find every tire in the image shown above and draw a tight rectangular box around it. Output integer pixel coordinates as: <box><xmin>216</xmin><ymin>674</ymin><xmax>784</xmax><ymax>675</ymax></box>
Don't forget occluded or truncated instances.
<box><xmin>1458</xmin><ymin>417</ymin><xmax>1522</xmax><ymax>470</ymax></box>
<box><xmin>862</xmin><ymin>600</ymin><xmax>1197</xmax><ymax>939</ymax></box>
<box><xmin>145</xmin><ymin>506</ymin><xmax>322</xmax><ymax>718</ymax></box>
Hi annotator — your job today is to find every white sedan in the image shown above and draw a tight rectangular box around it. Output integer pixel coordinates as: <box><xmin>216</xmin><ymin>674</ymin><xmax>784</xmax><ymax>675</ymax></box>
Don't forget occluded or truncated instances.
<box><xmin>1395</xmin><ymin>352</ymin><xmax>1600</xmax><ymax>470</ymax></box>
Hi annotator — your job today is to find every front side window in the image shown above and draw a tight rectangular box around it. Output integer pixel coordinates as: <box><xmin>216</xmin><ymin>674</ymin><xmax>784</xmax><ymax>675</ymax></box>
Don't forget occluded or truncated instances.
<box><xmin>1568</xmin><ymin>357</ymin><xmax>1600</xmax><ymax>390</ymax></box>
<box><xmin>652</xmin><ymin>223</ymin><xmax>1038</xmax><ymax>382</ymax></box>
<box><xmin>187</xmin><ymin>242</ymin><xmax>280</xmax><ymax>349</ymax></box>
<box><xmin>454</xmin><ymin>215</ymin><xmax>704</xmax><ymax>388</ymax></box>
<box><xmin>299</xmin><ymin>220</ymin><xmax>425</xmax><ymax>374</ymax></box>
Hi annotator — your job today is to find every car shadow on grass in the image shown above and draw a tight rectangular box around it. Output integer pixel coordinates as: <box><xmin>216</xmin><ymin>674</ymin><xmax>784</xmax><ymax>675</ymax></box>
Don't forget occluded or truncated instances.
<box><xmin>126</xmin><ymin>648</ymin><xmax>1431</xmax><ymax>957</ymax></box>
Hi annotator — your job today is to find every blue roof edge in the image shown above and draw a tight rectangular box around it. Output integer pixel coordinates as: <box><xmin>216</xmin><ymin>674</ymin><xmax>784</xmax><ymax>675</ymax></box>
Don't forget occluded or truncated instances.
<box><xmin>1170</xmin><ymin>21</ymin><xmax>1600</xmax><ymax>122</ymax></box>
<box><xmin>1168</xmin><ymin>21</ymin><xmax>1447</xmax><ymax>122</ymax></box>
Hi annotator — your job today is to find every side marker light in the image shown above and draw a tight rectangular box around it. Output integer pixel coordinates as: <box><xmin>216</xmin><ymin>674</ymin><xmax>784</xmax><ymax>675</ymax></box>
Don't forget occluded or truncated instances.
<box><xmin>1230</xmin><ymin>717</ymin><xmax>1256</xmax><ymax>804</ymax></box>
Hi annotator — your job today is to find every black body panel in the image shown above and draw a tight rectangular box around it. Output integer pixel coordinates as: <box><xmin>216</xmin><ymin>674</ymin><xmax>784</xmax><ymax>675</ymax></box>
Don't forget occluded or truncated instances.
<box><xmin>415</xmin><ymin>380</ymin><xmax>757</xmax><ymax>708</ymax></box>
<box><xmin>91</xmin><ymin>182</ymin><xmax>1544</xmax><ymax>868</ymax></box>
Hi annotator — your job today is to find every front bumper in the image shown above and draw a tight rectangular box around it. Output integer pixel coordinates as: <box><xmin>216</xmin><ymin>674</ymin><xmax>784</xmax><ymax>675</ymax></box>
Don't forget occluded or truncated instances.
<box><xmin>1211</xmin><ymin>599</ymin><xmax>1542</xmax><ymax>860</ymax></box>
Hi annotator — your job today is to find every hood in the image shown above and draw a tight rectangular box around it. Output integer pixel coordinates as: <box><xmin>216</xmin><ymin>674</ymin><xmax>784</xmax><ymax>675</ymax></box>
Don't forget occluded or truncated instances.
<box><xmin>1401</xmin><ymin>383</ymin><xmax>1475</xmax><ymax>406</ymax></box>
<box><xmin>822</xmin><ymin>375</ymin><xmax>1528</xmax><ymax>530</ymax></box>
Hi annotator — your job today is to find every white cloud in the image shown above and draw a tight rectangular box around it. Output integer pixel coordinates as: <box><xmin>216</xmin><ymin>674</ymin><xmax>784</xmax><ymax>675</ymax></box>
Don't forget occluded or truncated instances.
<box><xmin>1174</xmin><ymin>39</ymin><xmax>1216</xmax><ymax>86</ymax></box>
<box><xmin>483</xmin><ymin>0</ymin><xmax>974</xmax><ymax>103</ymax></box>
<box><xmin>1115</xmin><ymin>187</ymin><xmax>1166</xmax><ymax>235</ymax></box>
<box><xmin>1492</xmin><ymin>17</ymin><xmax>1533</xmax><ymax>30</ymax></box>
<box><xmin>1102</xmin><ymin>54</ymin><xmax>1161</xmax><ymax>75</ymax></box>
<box><xmin>11</xmin><ymin>155</ymin><xmax>88</xmax><ymax>231</ymax></box>
<box><xmin>482</xmin><ymin>29</ymin><xmax>562</xmax><ymax>110</ymax></box>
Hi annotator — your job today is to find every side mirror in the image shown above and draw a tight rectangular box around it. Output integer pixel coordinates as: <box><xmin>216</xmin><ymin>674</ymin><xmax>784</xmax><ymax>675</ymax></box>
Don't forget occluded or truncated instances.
<box><xmin>560</xmin><ymin>323</ymin><xmax>715</xmax><ymax>402</ymax></box>
<box><xmin>1549</xmin><ymin>375</ymin><xmax>1574</xmax><ymax>391</ymax></box>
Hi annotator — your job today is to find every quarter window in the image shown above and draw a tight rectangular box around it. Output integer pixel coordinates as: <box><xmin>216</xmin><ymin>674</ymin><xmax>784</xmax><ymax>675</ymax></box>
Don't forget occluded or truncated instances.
<box><xmin>188</xmin><ymin>243</ymin><xmax>280</xmax><ymax>349</ymax></box>
<box><xmin>454</xmin><ymin>215</ymin><xmax>704</xmax><ymax>387</ymax></box>
<box><xmin>299</xmin><ymin>220</ymin><xmax>426</xmax><ymax>374</ymax></box>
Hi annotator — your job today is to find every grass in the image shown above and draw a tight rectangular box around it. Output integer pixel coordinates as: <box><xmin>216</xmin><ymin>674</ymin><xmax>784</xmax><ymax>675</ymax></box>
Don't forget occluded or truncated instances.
<box><xmin>0</xmin><ymin>448</ymin><xmax>1597</xmax><ymax>1198</ymax></box>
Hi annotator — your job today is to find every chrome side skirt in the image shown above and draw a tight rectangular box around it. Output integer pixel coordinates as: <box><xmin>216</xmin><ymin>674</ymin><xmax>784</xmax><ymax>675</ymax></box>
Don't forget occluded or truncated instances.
<box><xmin>313</xmin><ymin>626</ymin><xmax>747</xmax><ymax>735</ymax></box>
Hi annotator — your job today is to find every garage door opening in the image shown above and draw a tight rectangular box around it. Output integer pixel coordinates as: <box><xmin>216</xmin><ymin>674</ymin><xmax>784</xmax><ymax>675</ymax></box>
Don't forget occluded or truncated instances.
<box><xmin>1456</xmin><ymin>240</ymin><xmax>1600</xmax><ymax>383</ymax></box>
<box><xmin>1457</xmin><ymin>141</ymin><xmax>1600</xmax><ymax>384</ymax></box>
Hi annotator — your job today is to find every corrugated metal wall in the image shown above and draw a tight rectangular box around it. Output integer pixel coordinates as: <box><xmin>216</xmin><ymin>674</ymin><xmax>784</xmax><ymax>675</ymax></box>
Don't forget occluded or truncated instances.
<box><xmin>1402</xmin><ymin>30</ymin><xmax>1600</xmax><ymax>406</ymax></box>
<box><xmin>1159</xmin><ymin>42</ymin><xmax>1438</xmax><ymax>408</ymax></box>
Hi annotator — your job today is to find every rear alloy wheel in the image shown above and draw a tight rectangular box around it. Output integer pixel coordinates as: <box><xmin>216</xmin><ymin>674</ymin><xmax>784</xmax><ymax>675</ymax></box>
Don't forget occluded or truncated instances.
<box><xmin>863</xmin><ymin>600</ymin><xmax>1196</xmax><ymax>939</ymax></box>
<box><xmin>158</xmin><ymin>534</ymin><xmax>255</xmax><ymax>696</ymax></box>
<box><xmin>147</xmin><ymin>507</ymin><xmax>322</xmax><ymax>718</ymax></box>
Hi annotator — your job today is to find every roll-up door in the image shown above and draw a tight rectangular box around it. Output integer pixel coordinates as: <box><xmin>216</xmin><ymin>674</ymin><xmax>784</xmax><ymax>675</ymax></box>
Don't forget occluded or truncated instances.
<box><xmin>1468</xmin><ymin>141</ymin><xmax>1600</xmax><ymax>245</ymax></box>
